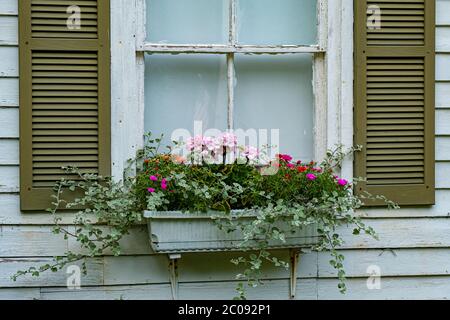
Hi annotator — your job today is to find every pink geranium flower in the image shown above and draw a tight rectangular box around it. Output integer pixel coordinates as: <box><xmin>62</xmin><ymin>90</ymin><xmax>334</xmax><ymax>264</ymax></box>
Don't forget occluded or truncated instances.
<box><xmin>286</xmin><ymin>163</ymin><xmax>295</xmax><ymax>169</ymax></box>
<box><xmin>186</xmin><ymin>135</ymin><xmax>204</xmax><ymax>151</ymax></box>
<box><xmin>242</xmin><ymin>146</ymin><xmax>259</xmax><ymax>161</ymax></box>
<box><xmin>219</xmin><ymin>132</ymin><xmax>238</xmax><ymax>149</ymax></box>
<box><xmin>338</xmin><ymin>179</ymin><xmax>348</xmax><ymax>186</ymax></box>
<box><xmin>150</xmin><ymin>175</ymin><xmax>158</xmax><ymax>181</ymax></box>
<box><xmin>306</xmin><ymin>173</ymin><xmax>316</xmax><ymax>181</ymax></box>
<box><xmin>147</xmin><ymin>188</ymin><xmax>155</xmax><ymax>193</ymax></box>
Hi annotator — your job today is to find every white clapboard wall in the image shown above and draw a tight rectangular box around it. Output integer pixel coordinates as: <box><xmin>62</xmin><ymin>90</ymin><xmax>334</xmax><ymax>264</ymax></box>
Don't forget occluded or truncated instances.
<box><xmin>1</xmin><ymin>0</ymin><xmax>450</xmax><ymax>300</ymax></box>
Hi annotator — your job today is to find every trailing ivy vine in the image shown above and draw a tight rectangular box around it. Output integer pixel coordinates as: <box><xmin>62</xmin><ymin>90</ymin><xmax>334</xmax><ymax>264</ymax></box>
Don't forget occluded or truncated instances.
<box><xmin>12</xmin><ymin>134</ymin><xmax>398</xmax><ymax>300</ymax></box>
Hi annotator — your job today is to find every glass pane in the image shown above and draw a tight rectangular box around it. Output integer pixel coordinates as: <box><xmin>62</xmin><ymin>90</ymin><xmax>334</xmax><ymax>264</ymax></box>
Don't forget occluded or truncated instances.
<box><xmin>144</xmin><ymin>54</ymin><xmax>228</xmax><ymax>147</ymax></box>
<box><xmin>237</xmin><ymin>0</ymin><xmax>317</xmax><ymax>45</ymax></box>
<box><xmin>147</xmin><ymin>0</ymin><xmax>229</xmax><ymax>44</ymax></box>
<box><xmin>234</xmin><ymin>54</ymin><xmax>314</xmax><ymax>162</ymax></box>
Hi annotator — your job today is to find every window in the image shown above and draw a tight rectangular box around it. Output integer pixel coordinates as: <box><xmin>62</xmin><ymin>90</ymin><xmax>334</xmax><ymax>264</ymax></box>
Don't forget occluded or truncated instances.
<box><xmin>142</xmin><ymin>0</ymin><xmax>326</xmax><ymax>162</ymax></box>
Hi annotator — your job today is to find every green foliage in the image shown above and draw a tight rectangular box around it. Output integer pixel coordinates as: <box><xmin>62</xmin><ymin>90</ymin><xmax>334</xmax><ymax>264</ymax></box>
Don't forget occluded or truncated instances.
<box><xmin>11</xmin><ymin>168</ymin><xmax>142</xmax><ymax>281</ymax></box>
<box><xmin>12</xmin><ymin>132</ymin><xmax>398</xmax><ymax>300</ymax></box>
<box><xmin>134</xmin><ymin>136</ymin><xmax>397</xmax><ymax>298</ymax></box>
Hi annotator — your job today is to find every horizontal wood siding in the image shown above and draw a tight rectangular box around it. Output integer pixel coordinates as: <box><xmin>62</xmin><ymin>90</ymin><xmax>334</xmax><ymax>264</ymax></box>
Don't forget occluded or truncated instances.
<box><xmin>1</xmin><ymin>0</ymin><xmax>450</xmax><ymax>299</ymax></box>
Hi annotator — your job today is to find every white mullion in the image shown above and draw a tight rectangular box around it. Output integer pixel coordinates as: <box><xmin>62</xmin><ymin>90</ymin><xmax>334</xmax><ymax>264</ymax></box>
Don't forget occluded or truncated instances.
<box><xmin>317</xmin><ymin>0</ymin><xmax>328</xmax><ymax>51</ymax></box>
<box><xmin>227</xmin><ymin>0</ymin><xmax>237</xmax><ymax>130</ymax></box>
<box><xmin>312</xmin><ymin>0</ymin><xmax>329</xmax><ymax>162</ymax></box>
<box><xmin>141</xmin><ymin>43</ymin><xmax>323</xmax><ymax>54</ymax></box>
<box><xmin>227</xmin><ymin>53</ymin><xmax>235</xmax><ymax>130</ymax></box>
<box><xmin>229</xmin><ymin>0</ymin><xmax>237</xmax><ymax>45</ymax></box>
<box><xmin>136</xmin><ymin>0</ymin><xmax>147</xmax><ymax>151</ymax></box>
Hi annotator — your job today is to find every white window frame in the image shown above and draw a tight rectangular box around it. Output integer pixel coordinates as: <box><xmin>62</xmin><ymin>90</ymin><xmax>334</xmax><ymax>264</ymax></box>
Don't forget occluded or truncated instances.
<box><xmin>110</xmin><ymin>0</ymin><xmax>354</xmax><ymax>181</ymax></box>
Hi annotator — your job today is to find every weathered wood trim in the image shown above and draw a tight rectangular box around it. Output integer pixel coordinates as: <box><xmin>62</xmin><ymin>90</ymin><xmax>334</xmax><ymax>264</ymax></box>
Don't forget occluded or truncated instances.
<box><xmin>312</xmin><ymin>0</ymin><xmax>329</xmax><ymax>161</ymax></box>
<box><xmin>111</xmin><ymin>0</ymin><xmax>145</xmax><ymax>179</ymax></box>
<box><xmin>40</xmin><ymin>283</ymin><xmax>173</xmax><ymax>300</ymax></box>
<box><xmin>318</xmin><ymin>0</ymin><xmax>355</xmax><ymax>180</ymax></box>
<box><xmin>3</xmin><ymin>247</ymin><xmax>450</xmax><ymax>290</ymax></box>
<box><xmin>339</xmin><ymin>0</ymin><xmax>355</xmax><ymax>180</ymax></box>
<box><xmin>0</xmin><ymin>258</ymin><xmax>103</xmax><ymax>288</ymax></box>
<box><xmin>141</xmin><ymin>43</ymin><xmax>324</xmax><ymax>54</ymax></box>
<box><xmin>0</xmin><ymin>1</ymin><xmax>17</xmax><ymax>16</ymax></box>
<box><xmin>4</xmin><ymin>218</ymin><xmax>450</xmax><ymax>258</ymax></box>
<box><xmin>0</xmin><ymin>287</ymin><xmax>40</xmax><ymax>300</ymax></box>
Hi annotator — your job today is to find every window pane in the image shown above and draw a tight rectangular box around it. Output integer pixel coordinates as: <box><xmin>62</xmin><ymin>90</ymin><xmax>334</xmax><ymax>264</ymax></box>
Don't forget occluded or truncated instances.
<box><xmin>234</xmin><ymin>54</ymin><xmax>314</xmax><ymax>162</ymax></box>
<box><xmin>237</xmin><ymin>0</ymin><xmax>317</xmax><ymax>45</ymax></box>
<box><xmin>144</xmin><ymin>54</ymin><xmax>228</xmax><ymax>146</ymax></box>
<box><xmin>147</xmin><ymin>0</ymin><xmax>228</xmax><ymax>44</ymax></box>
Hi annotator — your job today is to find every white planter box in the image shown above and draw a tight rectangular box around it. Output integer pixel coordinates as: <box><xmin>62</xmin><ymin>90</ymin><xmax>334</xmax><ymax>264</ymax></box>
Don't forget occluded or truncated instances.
<box><xmin>144</xmin><ymin>210</ymin><xmax>320</xmax><ymax>254</ymax></box>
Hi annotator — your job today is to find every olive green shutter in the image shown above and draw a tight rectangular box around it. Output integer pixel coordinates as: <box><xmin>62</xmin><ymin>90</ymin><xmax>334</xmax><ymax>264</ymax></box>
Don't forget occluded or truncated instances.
<box><xmin>19</xmin><ymin>0</ymin><xmax>111</xmax><ymax>211</ymax></box>
<box><xmin>354</xmin><ymin>0</ymin><xmax>435</xmax><ymax>206</ymax></box>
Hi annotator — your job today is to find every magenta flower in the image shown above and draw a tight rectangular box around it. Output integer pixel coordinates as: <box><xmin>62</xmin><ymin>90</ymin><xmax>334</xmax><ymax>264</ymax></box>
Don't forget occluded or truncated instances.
<box><xmin>338</xmin><ymin>179</ymin><xmax>348</xmax><ymax>186</ymax></box>
<box><xmin>161</xmin><ymin>178</ymin><xmax>168</xmax><ymax>190</ymax></box>
<box><xmin>150</xmin><ymin>175</ymin><xmax>158</xmax><ymax>181</ymax></box>
<box><xmin>278</xmin><ymin>154</ymin><xmax>293</xmax><ymax>162</ymax></box>
<box><xmin>306</xmin><ymin>173</ymin><xmax>317</xmax><ymax>181</ymax></box>
<box><xmin>147</xmin><ymin>188</ymin><xmax>155</xmax><ymax>193</ymax></box>
<box><xmin>286</xmin><ymin>163</ymin><xmax>295</xmax><ymax>169</ymax></box>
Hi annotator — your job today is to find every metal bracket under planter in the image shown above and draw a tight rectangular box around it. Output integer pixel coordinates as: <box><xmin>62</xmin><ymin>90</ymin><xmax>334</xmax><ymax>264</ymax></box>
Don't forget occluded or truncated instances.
<box><xmin>144</xmin><ymin>210</ymin><xmax>320</xmax><ymax>300</ymax></box>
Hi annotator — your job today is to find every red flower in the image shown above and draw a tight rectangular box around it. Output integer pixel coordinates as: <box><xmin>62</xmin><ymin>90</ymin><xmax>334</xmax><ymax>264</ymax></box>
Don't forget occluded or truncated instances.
<box><xmin>297</xmin><ymin>166</ymin><xmax>308</xmax><ymax>173</ymax></box>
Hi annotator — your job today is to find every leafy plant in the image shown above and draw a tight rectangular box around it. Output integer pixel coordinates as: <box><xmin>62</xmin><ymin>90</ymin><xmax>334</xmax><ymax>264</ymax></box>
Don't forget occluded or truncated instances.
<box><xmin>137</xmin><ymin>136</ymin><xmax>398</xmax><ymax>298</ymax></box>
<box><xmin>11</xmin><ymin>168</ymin><xmax>142</xmax><ymax>280</ymax></box>
<box><xmin>12</xmin><ymin>132</ymin><xmax>398</xmax><ymax>300</ymax></box>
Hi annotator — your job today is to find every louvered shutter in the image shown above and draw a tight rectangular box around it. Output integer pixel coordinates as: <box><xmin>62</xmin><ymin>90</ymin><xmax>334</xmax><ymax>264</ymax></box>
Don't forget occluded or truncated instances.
<box><xmin>354</xmin><ymin>0</ymin><xmax>435</xmax><ymax>206</ymax></box>
<box><xmin>19</xmin><ymin>0</ymin><xmax>111</xmax><ymax>211</ymax></box>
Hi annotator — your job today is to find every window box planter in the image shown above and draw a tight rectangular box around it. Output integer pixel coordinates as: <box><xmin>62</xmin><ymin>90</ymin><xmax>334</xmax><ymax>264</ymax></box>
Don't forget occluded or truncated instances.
<box><xmin>144</xmin><ymin>210</ymin><xmax>320</xmax><ymax>254</ymax></box>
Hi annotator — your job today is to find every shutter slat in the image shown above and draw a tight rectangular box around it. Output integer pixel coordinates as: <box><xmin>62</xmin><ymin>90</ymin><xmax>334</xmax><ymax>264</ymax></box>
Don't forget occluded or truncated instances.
<box><xmin>33</xmin><ymin>161</ymin><xmax>99</xmax><ymax>168</ymax></box>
